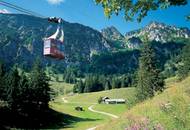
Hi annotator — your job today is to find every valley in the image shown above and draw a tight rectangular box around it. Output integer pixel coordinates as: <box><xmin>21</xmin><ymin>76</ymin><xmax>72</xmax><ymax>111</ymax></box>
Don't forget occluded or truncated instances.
<box><xmin>49</xmin><ymin>87</ymin><xmax>132</xmax><ymax>130</ymax></box>
<box><xmin>0</xmin><ymin>3</ymin><xmax>190</xmax><ymax>129</ymax></box>
<box><xmin>45</xmin><ymin>76</ymin><xmax>190</xmax><ymax>130</ymax></box>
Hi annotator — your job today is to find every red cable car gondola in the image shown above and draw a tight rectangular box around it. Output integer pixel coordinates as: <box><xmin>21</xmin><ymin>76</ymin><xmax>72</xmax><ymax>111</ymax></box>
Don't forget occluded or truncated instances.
<box><xmin>44</xmin><ymin>17</ymin><xmax>65</xmax><ymax>59</ymax></box>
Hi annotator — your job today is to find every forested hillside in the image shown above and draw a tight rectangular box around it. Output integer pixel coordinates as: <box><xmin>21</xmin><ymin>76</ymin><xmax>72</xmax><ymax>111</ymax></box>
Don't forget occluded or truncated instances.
<box><xmin>0</xmin><ymin>14</ymin><xmax>189</xmax><ymax>77</ymax></box>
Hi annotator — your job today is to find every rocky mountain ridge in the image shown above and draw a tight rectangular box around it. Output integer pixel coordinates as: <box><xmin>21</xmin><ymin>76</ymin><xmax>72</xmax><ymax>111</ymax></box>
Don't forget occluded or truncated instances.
<box><xmin>101</xmin><ymin>26</ymin><xmax>125</xmax><ymax>49</ymax></box>
<box><xmin>102</xmin><ymin>21</ymin><xmax>190</xmax><ymax>49</ymax></box>
<box><xmin>125</xmin><ymin>21</ymin><xmax>190</xmax><ymax>43</ymax></box>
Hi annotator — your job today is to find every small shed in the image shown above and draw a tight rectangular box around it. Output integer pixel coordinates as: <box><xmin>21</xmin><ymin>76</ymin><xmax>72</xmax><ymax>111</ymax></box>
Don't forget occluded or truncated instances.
<box><xmin>104</xmin><ymin>99</ymin><xmax>126</xmax><ymax>104</ymax></box>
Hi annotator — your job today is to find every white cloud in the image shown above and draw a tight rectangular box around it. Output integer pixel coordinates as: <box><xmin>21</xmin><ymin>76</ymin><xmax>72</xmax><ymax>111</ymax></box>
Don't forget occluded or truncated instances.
<box><xmin>0</xmin><ymin>9</ymin><xmax>11</xmax><ymax>14</ymax></box>
<box><xmin>47</xmin><ymin>0</ymin><xmax>65</xmax><ymax>5</ymax></box>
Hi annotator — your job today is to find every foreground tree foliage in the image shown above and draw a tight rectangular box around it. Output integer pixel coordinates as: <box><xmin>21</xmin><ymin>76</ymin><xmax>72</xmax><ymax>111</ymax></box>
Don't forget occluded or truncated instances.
<box><xmin>28</xmin><ymin>58</ymin><xmax>50</xmax><ymax>111</ymax></box>
<box><xmin>137</xmin><ymin>42</ymin><xmax>164</xmax><ymax>101</ymax></box>
<box><xmin>0</xmin><ymin>61</ymin><xmax>6</xmax><ymax>100</ymax></box>
<box><xmin>0</xmin><ymin>58</ymin><xmax>51</xmax><ymax>114</ymax></box>
<box><xmin>5</xmin><ymin>66</ymin><xmax>21</xmax><ymax>111</ymax></box>
<box><xmin>95</xmin><ymin>0</ymin><xmax>188</xmax><ymax>22</ymax></box>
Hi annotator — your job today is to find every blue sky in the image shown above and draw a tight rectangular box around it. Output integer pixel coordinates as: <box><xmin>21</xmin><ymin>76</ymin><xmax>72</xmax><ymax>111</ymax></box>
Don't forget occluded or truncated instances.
<box><xmin>0</xmin><ymin>0</ymin><xmax>190</xmax><ymax>34</ymax></box>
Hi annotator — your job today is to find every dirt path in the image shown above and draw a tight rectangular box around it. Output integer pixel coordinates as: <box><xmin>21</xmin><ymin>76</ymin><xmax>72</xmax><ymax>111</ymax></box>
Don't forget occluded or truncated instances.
<box><xmin>86</xmin><ymin>126</ymin><xmax>97</xmax><ymax>130</ymax></box>
<box><xmin>88</xmin><ymin>105</ymin><xmax>119</xmax><ymax>119</ymax></box>
<box><xmin>62</xmin><ymin>97</ymin><xmax>68</xmax><ymax>103</ymax></box>
<box><xmin>62</xmin><ymin>97</ymin><xmax>119</xmax><ymax>130</ymax></box>
<box><xmin>86</xmin><ymin>105</ymin><xmax>119</xmax><ymax>130</ymax></box>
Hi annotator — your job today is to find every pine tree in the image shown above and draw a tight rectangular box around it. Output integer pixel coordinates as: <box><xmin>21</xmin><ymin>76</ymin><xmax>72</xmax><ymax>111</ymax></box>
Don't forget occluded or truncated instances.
<box><xmin>0</xmin><ymin>61</ymin><xmax>6</xmax><ymax>100</ymax></box>
<box><xmin>84</xmin><ymin>75</ymin><xmax>94</xmax><ymax>92</ymax></box>
<box><xmin>29</xmin><ymin>58</ymin><xmax>50</xmax><ymax>110</ymax></box>
<box><xmin>83</xmin><ymin>74</ymin><xmax>105</xmax><ymax>93</ymax></box>
<box><xmin>111</xmin><ymin>76</ymin><xmax>121</xmax><ymax>89</ymax></box>
<box><xmin>99</xmin><ymin>75</ymin><xmax>106</xmax><ymax>87</ymax></box>
<box><xmin>73</xmin><ymin>79</ymin><xmax>83</xmax><ymax>93</ymax></box>
<box><xmin>121</xmin><ymin>77</ymin><xmax>127</xmax><ymax>88</ymax></box>
<box><xmin>63</xmin><ymin>67</ymin><xmax>77</xmax><ymax>83</ymax></box>
<box><xmin>78</xmin><ymin>79</ymin><xmax>84</xmax><ymax>93</ymax></box>
<box><xmin>137</xmin><ymin>43</ymin><xmax>164</xmax><ymax>101</ymax></box>
<box><xmin>73</xmin><ymin>84</ymin><xmax>78</xmax><ymax>93</ymax></box>
<box><xmin>104</xmin><ymin>80</ymin><xmax>111</xmax><ymax>90</ymax></box>
<box><xmin>92</xmin><ymin>75</ymin><xmax>102</xmax><ymax>91</ymax></box>
<box><xmin>178</xmin><ymin>43</ymin><xmax>190</xmax><ymax>80</ymax></box>
<box><xmin>111</xmin><ymin>76</ymin><xmax>117</xmax><ymax>89</ymax></box>
<box><xmin>5</xmin><ymin>66</ymin><xmax>21</xmax><ymax>110</ymax></box>
<box><xmin>18</xmin><ymin>71</ymin><xmax>30</xmax><ymax>112</ymax></box>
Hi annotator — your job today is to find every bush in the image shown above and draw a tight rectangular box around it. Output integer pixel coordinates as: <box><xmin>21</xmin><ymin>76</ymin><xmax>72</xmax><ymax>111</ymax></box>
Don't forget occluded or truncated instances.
<box><xmin>98</xmin><ymin>97</ymin><xmax>103</xmax><ymax>104</ymax></box>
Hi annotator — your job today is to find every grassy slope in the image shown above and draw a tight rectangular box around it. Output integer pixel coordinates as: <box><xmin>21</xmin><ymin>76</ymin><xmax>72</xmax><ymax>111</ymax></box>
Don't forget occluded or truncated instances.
<box><xmin>50</xmin><ymin>81</ymin><xmax>74</xmax><ymax>96</ymax></box>
<box><xmin>50</xmin><ymin>87</ymin><xmax>136</xmax><ymax>130</ymax></box>
<box><xmin>50</xmin><ymin>102</ymin><xmax>110</xmax><ymax>130</ymax></box>
<box><xmin>97</xmin><ymin>77</ymin><xmax>190</xmax><ymax>130</ymax></box>
<box><xmin>65</xmin><ymin>87</ymin><xmax>136</xmax><ymax>103</ymax></box>
<box><xmin>94</xmin><ymin>104</ymin><xmax>127</xmax><ymax>116</ymax></box>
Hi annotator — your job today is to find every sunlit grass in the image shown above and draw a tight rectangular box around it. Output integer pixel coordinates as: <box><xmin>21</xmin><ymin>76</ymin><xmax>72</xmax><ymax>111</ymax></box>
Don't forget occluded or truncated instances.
<box><xmin>66</xmin><ymin>87</ymin><xmax>136</xmax><ymax>104</ymax></box>
<box><xmin>49</xmin><ymin>87</ymin><xmax>136</xmax><ymax>130</ymax></box>
<box><xmin>97</xmin><ymin>77</ymin><xmax>190</xmax><ymax>130</ymax></box>
<box><xmin>94</xmin><ymin>104</ymin><xmax>127</xmax><ymax>116</ymax></box>
<box><xmin>50</xmin><ymin>102</ymin><xmax>111</xmax><ymax>130</ymax></box>
<box><xmin>50</xmin><ymin>81</ymin><xmax>74</xmax><ymax>96</ymax></box>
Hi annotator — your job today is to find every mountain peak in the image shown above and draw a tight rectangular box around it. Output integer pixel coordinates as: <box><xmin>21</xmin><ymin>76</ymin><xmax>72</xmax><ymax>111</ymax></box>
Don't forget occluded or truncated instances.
<box><xmin>146</xmin><ymin>21</ymin><xmax>166</xmax><ymax>29</ymax></box>
<box><xmin>148</xmin><ymin>21</ymin><xmax>165</xmax><ymax>26</ymax></box>
<box><xmin>126</xmin><ymin>21</ymin><xmax>190</xmax><ymax>43</ymax></box>
<box><xmin>101</xmin><ymin>26</ymin><xmax>124</xmax><ymax>40</ymax></box>
<box><xmin>102</xmin><ymin>26</ymin><xmax>119</xmax><ymax>32</ymax></box>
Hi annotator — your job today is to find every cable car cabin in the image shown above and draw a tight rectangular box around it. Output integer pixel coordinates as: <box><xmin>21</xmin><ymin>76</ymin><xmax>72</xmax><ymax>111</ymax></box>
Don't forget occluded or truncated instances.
<box><xmin>43</xmin><ymin>38</ymin><xmax>64</xmax><ymax>59</ymax></box>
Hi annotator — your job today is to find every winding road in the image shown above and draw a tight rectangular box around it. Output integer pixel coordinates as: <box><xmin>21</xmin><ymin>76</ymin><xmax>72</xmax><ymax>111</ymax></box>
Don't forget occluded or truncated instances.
<box><xmin>86</xmin><ymin>105</ymin><xmax>119</xmax><ymax>130</ymax></box>
<box><xmin>88</xmin><ymin>105</ymin><xmax>119</xmax><ymax>119</ymax></box>
<box><xmin>62</xmin><ymin>97</ymin><xmax>119</xmax><ymax>130</ymax></box>
<box><xmin>86</xmin><ymin>126</ymin><xmax>98</xmax><ymax>130</ymax></box>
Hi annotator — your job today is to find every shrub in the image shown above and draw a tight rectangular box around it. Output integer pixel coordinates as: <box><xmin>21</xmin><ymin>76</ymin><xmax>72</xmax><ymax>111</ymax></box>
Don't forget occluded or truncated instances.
<box><xmin>98</xmin><ymin>97</ymin><xmax>103</xmax><ymax>104</ymax></box>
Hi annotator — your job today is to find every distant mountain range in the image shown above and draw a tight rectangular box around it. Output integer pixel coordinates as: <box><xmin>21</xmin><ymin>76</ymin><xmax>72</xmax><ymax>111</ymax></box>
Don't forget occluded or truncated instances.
<box><xmin>0</xmin><ymin>13</ymin><xmax>189</xmax><ymax>73</ymax></box>
<box><xmin>102</xmin><ymin>21</ymin><xmax>190</xmax><ymax>49</ymax></box>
